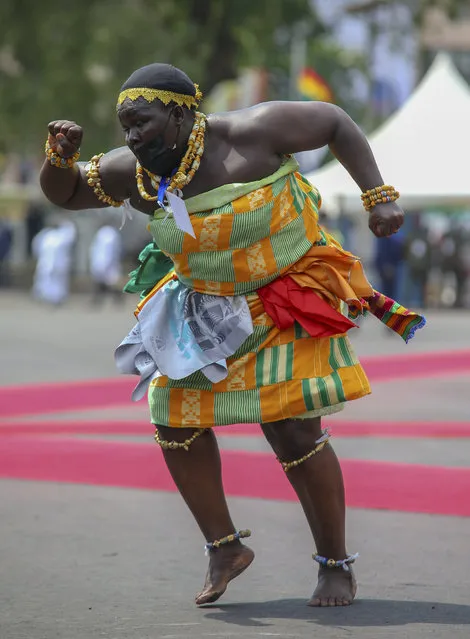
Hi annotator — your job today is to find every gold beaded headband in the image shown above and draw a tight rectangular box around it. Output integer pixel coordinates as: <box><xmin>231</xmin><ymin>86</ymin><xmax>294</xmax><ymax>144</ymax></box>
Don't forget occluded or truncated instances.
<box><xmin>116</xmin><ymin>85</ymin><xmax>203</xmax><ymax>110</ymax></box>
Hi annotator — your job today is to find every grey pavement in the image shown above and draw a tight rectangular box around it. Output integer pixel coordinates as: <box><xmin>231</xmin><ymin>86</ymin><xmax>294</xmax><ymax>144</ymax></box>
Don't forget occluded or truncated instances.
<box><xmin>1</xmin><ymin>291</ymin><xmax>470</xmax><ymax>638</ymax></box>
<box><xmin>1</xmin><ymin>482</ymin><xmax>470</xmax><ymax>639</ymax></box>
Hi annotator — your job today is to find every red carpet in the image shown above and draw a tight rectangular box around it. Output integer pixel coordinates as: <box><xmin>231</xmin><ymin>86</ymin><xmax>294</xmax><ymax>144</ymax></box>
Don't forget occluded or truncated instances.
<box><xmin>1</xmin><ymin>348</ymin><xmax>469</xmax><ymax>419</ymax></box>
<box><xmin>329</xmin><ymin>420</ymin><xmax>470</xmax><ymax>438</ymax></box>
<box><xmin>0</xmin><ymin>377</ymin><xmax>135</xmax><ymax>419</ymax></box>
<box><xmin>360</xmin><ymin>348</ymin><xmax>470</xmax><ymax>382</ymax></box>
<box><xmin>2</xmin><ymin>419</ymin><xmax>470</xmax><ymax>439</ymax></box>
<box><xmin>1</xmin><ymin>348</ymin><xmax>469</xmax><ymax>517</ymax></box>
<box><xmin>1</xmin><ymin>435</ymin><xmax>470</xmax><ymax>517</ymax></box>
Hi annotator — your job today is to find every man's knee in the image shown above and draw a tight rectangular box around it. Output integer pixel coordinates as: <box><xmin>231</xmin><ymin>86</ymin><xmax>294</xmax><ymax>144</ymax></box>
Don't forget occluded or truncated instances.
<box><xmin>261</xmin><ymin>417</ymin><xmax>323</xmax><ymax>459</ymax></box>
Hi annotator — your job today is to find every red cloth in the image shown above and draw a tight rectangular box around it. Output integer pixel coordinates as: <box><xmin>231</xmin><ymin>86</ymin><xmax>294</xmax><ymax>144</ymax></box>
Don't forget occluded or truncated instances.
<box><xmin>258</xmin><ymin>276</ymin><xmax>357</xmax><ymax>338</ymax></box>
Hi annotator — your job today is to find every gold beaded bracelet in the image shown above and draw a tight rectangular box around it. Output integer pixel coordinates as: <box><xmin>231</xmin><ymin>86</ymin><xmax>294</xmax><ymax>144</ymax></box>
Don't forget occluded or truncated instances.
<box><xmin>85</xmin><ymin>153</ymin><xmax>124</xmax><ymax>208</ymax></box>
<box><xmin>361</xmin><ymin>184</ymin><xmax>400</xmax><ymax>211</ymax></box>
<box><xmin>45</xmin><ymin>139</ymin><xmax>80</xmax><ymax>169</ymax></box>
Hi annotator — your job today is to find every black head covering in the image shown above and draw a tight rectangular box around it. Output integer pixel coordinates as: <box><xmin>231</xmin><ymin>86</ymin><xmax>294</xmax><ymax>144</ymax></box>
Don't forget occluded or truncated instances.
<box><xmin>120</xmin><ymin>63</ymin><xmax>197</xmax><ymax>96</ymax></box>
<box><xmin>117</xmin><ymin>63</ymin><xmax>202</xmax><ymax>111</ymax></box>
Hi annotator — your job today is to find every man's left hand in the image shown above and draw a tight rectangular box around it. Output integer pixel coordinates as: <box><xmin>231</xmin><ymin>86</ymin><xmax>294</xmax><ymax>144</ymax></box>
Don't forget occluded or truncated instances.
<box><xmin>368</xmin><ymin>202</ymin><xmax>404</xmax><ymax>238</ymax></box>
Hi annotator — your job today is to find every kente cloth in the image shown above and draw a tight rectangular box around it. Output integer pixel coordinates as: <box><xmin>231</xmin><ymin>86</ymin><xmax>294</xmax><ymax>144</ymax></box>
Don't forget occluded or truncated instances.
<box><xmin>349</xmin><ymin>290</ymin><xmax>426</xmax><ymax>343</ymax></box>
<box><xmin>119</xmin><ymin>156</ymin><xmax>424</xmax><ymax>428</ymax></box>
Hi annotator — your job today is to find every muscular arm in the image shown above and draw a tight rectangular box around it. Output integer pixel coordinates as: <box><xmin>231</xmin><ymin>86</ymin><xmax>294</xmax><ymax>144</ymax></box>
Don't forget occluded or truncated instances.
<box><xmin>40</xmin><ymin>146</ymin><xmax>135</xmax><ymax>211</ymax></box>
<box><xmin>240</xmin><ymin>101</ymin><xmax>384</xmax><ymax>192</ymax></box>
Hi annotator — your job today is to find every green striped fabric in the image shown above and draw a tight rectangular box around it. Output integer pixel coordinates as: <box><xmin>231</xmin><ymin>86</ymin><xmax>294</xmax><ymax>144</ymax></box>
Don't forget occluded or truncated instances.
<box><xmin>271</xmin><ymin>216</ymin><xmax>312</xmax><ymax>271</ymax></box>
<box><xmin>301</xmin><ymin>370</ymin><xmax>347</xmax><ymax>411</ymax></box>
<box><xmin>229</xmin><ymin>203</ymin><xmax>275</xmax><ymax>248</ymax></box>
<box><xmin>329</xmin><ymin>335</ymin><xmax>359</xmax><ymax>369</ymax></box>
<box><xmin>148</xmin><ymin>386</ymin><xmax>171</xmax><ymax>426</ymax></box>
<box><xmin>186</xmin><ymin>249</ymin><xmax>236</xmax><ymax>283</ymax></box>
<box><xmin>213</xmin><ymin>389</ymin><xmax>262</xmax><ymax>424</ymax></box>
<box><xmin>255</xmin><ymin>343</ymin><xmax>295</xmax><ymax>386</ymax></box>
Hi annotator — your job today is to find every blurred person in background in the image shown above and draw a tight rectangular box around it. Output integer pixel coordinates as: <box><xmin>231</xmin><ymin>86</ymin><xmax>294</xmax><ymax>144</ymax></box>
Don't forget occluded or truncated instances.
<box><xmin>40</xmin><ymin>63</ymin><xmax>425</xmax><ymax>608</ymax></box>
<box><xmin>441</xmin><ymin>218</ymin><xmax>470</xmax><ymax>308</ymax></box>
<box><xmin>25</xmin><ymin>200</ymin><xmax>46</xmax><ymax>258</ymax></box>
<box><xmin>373</xmin><ymin>233</ymin><xmax>404</xmax><ymax>301</ymax></box>
<box><xmin>404</xmin><ymin>214</ymin><xmax>432</xmax><ymax>309</ymax></box>
<box><xmin>0</xmin><ymin>219</ymin><xmax>14</xmax><ymax>288</ymax></box>
<box><xmin>89</xmin><ymin>221</ymin><xmax>123</xmax><ymax>306</ymax></box>
<box><xmin>32</xmin><ymin>219</ymin><xmax>76</xmax><ymax>306</ymax></box>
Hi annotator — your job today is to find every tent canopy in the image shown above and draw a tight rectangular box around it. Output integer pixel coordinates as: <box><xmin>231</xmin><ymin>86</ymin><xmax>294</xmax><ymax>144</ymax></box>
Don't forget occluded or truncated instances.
<box><xmin>305</xmin><ymin>54</ymin><xmax>470</xmax><ymax>215</ymax></box>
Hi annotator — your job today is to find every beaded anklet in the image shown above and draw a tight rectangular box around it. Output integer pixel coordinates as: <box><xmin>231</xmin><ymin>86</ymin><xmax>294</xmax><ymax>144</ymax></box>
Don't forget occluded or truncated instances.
<box><xmin>205</xmin><ymin>530</ymin><xmax>251</xmax><ymax>555</ymax></box>
<box><xmin>278</xmin><ymin>430</ymin><xmax>330</xmax><ymax>473</ymax></box>
<box><xmin>154</xmin><ymin>427</ymin><xmax>206</xmax><ymax>452</ymax></box>
<box><xmin>313</xmin><ymin>552</ymin><xmax>359</xmax><ymax>572</ymax></box>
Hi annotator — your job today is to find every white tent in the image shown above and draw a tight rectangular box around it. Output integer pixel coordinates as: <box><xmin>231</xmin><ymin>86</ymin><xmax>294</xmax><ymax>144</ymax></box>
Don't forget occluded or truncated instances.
<box><xmin>305</xmin><ymin>53</ymin><xmax>470</xmax><ymax>215</ymax></box>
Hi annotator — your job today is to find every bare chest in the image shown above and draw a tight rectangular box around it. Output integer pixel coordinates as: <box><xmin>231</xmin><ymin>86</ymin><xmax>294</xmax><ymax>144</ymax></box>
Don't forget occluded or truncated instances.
<box><xmin>183</xmin><ymin>144</ymin><xmax>283</xmax><ymax>198</ymax></box>
<box><xmin>127</xmin><ymin>140</ymin><xmax>282</xmax><ymax>215</ymax></box>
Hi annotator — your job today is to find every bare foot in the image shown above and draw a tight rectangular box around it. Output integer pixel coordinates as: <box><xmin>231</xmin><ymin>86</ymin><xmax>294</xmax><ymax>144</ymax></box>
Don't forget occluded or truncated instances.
<box><xmin>195</xmin><ymin>544</ymin><xmax>255</xmax><ymax>606</ymax></box>
<box><xmin>308</xmin><ymin>566</ymin><xmax>357</xmax><ymax>607</ymax></box>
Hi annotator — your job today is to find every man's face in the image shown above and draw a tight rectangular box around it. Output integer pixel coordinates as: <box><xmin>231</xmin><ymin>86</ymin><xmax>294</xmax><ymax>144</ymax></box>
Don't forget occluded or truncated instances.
<box><xmin>117</xmin><ymin>98</ymin><xmax>179</xmax><ymax>176</ymax></box>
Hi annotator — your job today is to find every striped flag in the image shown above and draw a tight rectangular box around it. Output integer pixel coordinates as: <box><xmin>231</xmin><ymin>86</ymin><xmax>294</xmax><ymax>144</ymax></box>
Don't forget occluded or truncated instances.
<box><xmin>297</xmin><ymin>68</ymin><xmax>334</xmax><ymax>103</ymax></box>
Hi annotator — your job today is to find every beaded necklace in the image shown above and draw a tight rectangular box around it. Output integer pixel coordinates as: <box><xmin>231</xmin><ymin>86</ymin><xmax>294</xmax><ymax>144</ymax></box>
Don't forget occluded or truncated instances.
<box><xmin>136</xmin><ymin>111</ymin><xmax>206</xmax><ymax>202</ymax></box>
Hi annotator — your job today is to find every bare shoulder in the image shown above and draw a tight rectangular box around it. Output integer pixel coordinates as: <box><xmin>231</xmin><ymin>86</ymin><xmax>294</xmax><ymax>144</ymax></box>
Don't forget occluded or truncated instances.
<box><xmin>210</xmin><ymin>104</ymin><xmax>271</xmax><ymax>138</ymax></box>
<box><xmin>213</xmin><ymin>101</ymin><xmax>344</xmax><ymax>155</ymax></box>
<box><xmin>206</xmin><ymin>106</ymin><xmax>273</xmax><ymax>150</ymax></box>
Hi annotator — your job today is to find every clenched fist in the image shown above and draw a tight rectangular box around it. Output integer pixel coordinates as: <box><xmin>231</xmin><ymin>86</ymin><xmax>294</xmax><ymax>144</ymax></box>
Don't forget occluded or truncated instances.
<box><xmin>47</xmin><ymin>120</ymin><xmax>83</xmax><ymax>158</ymax></box>
<box><xmin>368</xmin><ymin>201</ymin><xmax>405</xmax><ymax>238</ymax></box>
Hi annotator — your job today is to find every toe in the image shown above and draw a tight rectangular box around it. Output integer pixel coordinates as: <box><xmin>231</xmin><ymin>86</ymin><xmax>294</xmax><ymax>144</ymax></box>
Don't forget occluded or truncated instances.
<box><xmin>307</xmin><ymin>597</ymin><xmax>321</xmax><ymax>607</ymax></box>
<box><xmin>195</xmin><ymin>587</ymin><xmax>223</xmax><ymax>606</ymax></box>
<box><xmin>327</xmin><ymin>597</ymin><xmax>337</xmax><ymax>607</ymax></box>
<box><xmin>195</xmin><ymin>590</ymin><xmax>210</xmax><ymax>605</ymax></box>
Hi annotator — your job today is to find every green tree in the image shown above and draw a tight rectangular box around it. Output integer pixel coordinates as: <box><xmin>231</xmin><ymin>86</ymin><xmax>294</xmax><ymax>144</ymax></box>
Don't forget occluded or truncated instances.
<box><xmin>0</xmin><ymin>0</ymin><xmax>365</xmax><ymax>157</ymax></box>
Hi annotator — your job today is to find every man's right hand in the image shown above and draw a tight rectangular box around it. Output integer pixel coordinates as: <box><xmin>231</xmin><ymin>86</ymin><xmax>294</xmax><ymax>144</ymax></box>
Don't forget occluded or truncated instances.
<box><xmin>47</xmin><ymin>120</ymin><xmax>83</xmax><ymax>158</ymax></box>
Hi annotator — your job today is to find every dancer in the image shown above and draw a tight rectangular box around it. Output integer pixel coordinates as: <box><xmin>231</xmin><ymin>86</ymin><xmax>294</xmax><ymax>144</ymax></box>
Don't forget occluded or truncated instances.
<box><xmin>40</xmin><ymin>63</ymin><xmax>424</xmax><ymax>607</ymax></box>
